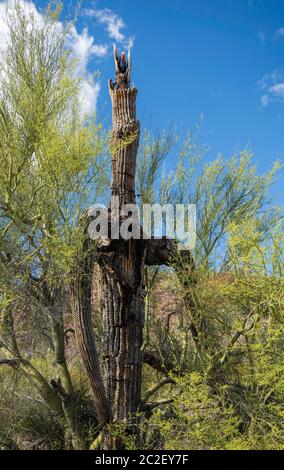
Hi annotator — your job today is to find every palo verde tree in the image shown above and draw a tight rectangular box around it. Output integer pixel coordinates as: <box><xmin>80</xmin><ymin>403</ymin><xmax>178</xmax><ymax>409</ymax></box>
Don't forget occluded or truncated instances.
<box><xmin>0</xmin><ymin>1</ymin><xmax>107</xmax><ymax>449</ymax></box>
<box><xmin>133</xmin><ymin>132</ymin><xmax>284</xmax><ymax>449</ymax></box>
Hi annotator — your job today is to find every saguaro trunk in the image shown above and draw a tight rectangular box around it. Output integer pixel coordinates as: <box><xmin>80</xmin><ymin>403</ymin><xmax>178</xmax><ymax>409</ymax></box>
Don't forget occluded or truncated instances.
<box><xmin>96</xmin><ymin>47</ymin><xmax>145</xmax><ymax>449</ymax></box>
<box><xmin>98</xmin><ymin>242</ymin><xmax>145</xmax><ymax>448</ymax></box>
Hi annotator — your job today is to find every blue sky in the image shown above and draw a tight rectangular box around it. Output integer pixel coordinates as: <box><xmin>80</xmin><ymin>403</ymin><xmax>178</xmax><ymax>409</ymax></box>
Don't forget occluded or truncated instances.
<box><xmin>2</xmin><ymin>0</ymin><xmax>284</xmax><ymax>204</ymax></box>
<box><xmin>80</xmin><ymin>0</ymin><xmax>284</xmax><ymax>205</ymax></box>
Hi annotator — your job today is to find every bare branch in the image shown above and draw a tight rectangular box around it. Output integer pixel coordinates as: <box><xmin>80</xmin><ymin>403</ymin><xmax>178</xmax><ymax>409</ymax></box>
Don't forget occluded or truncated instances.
<box><xmin>142</xmin><ymin>376</ymin><xmax>175</xmax><ymax>404</ymax></box>
<box><xmin>141</xmin><ymin>399</ymin><xmax>174</xmax><ymax>412</ymax></box>
<box><xmin>143</xmin><ymin>350</ymin><xmax>183</xmax><ymax>376</ymax></box>
<box><xmin>0</xmin><ymin>358</ymin><xmax>20</xmax><ymax>367</ymax></box>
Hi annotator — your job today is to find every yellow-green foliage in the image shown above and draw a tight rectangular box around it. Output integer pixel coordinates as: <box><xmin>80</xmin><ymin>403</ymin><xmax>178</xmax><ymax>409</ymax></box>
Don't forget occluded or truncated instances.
<box><xmin>143</xmin><ymin>349</ymin><xmax>284</xmax><ymax>450</ymax></box>
<box><xmin>147</xmin><ymin>373</ymin><xmax>239</xmax><ymax>450</ymax></box>
<box><xmin>0</xmin><ymin>1</ymin><xmax>108</xmax><ymax>289</ymax></box>
<box><xmin>138</xmin><ymin>131</ymin><xmax>284</xmax><ymax>450</ymax></box>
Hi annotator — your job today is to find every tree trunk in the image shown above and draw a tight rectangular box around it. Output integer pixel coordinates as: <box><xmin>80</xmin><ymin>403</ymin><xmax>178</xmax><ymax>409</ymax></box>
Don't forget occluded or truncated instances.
<box><xmin>98</xmin><ymin>241</ymin><xmax>145</xmax><ymax>448</ymax></box>
<box><xmin>97</xmin><ymin>49</ymin><xmax>144</xmax><ymax>449</ymax></box>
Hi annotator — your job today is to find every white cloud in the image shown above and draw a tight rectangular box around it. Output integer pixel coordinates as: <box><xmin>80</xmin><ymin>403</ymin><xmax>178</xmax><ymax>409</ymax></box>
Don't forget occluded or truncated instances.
<box><xmin>87</xmin><ymin>8</ymin><xmax>126</xmax><ymax>43</ymax></box>
<box><xmin>67</xmin><ymin>26</ymin><xmax>108</xmax><ymax>74</ymax></box>
<box><xmin>274</xmin><ymin>28</ymin><xmax>284</xmax><ymax>40</ymax></box>
<box><xmin>260</xmin><ymin>95</ymin><xmax>269</xmax><ymax>107</ymax></box>
<box><xmin>258</xmin><ymin>70</ymin><xmax>284</xmax><ymax>107</ymax></box>
<box><xmin>258</xmin><ymin>31</ymin><xmax>266</xmax><ymax>44</ymax></box>
<box><xmin>269</xmin><ymin>83</ymin><xmax>284</xmax><ymax>97</ymax></box>
<box><xmin>0</xmin><ymin>0</ymin><xmax>43</xmax><ymax>52</ymax></box>
<box><xmin>79</xmin><ymin>80</ymin><xmax>100</xmax><ymax>116</ymax></box>
<box><xmin>0</xmin><ymin>0</ymin><xmax>105</xmax><ymax>115</ymax></box>
<box><xmin>66</xmin><ymin>26</ymin><xmax>107</xmax><ymax>116</ymax></box>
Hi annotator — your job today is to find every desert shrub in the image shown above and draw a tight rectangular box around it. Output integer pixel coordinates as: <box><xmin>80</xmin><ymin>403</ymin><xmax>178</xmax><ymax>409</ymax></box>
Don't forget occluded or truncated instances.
<box><xmin>143</xmin><ymin>373</ymin><xmax>239</xmax><ymax>450</ymax></box>
<box><xmin>0</xmin><ymin>370</ymin><xmax>64</xmax><ymax>449</ymax></box>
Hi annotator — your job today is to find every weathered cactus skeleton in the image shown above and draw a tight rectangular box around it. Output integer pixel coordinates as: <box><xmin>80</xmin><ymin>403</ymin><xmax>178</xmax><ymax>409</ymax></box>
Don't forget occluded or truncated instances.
<box><xmin>71</xmin><ymin>46</ymin><xmax>191</xmax><ymax>449</ymax></box>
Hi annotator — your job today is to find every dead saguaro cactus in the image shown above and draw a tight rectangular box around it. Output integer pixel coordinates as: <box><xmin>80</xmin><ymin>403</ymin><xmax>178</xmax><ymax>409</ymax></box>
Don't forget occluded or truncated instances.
<box><xmin>98</xmin><ymin>45</ymin><xmax>145</xmax><ymax>447</ymax></box>
<box><xmin>108</xmin><ymin>45</ymin><xmax>140</xmax><ymax>206</ymax></box>
<box><xmin>71</xmin><ymin>46</ymin><xmax>192</xmax><ymax>450</ymax></box>
<box><xmin>71</xmin><ymin>46</ymin><xmax>144</xmax><ymax>450</ymax></box>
